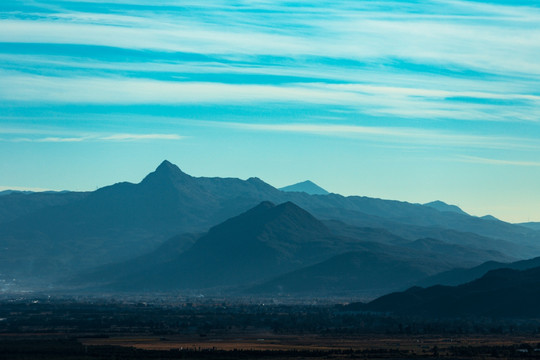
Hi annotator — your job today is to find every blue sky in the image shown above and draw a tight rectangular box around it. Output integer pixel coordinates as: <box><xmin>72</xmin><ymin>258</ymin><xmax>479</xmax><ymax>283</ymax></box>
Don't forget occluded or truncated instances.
<box><xmin>1</xmin><ymin>0</ymin><xmax>540</xmax><ymax>222</ymax></box>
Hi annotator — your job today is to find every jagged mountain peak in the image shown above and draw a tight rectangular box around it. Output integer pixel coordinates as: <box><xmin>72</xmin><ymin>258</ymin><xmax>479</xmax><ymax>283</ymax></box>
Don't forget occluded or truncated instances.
<box><xmin>155</xmin><ymin>160</ymin><xmax>188</xmax><ymax>176</ymax></box>
<box><xmin>140</xmin><ymin>160</ymin><xmax>192</xmax><ymax>186</ymax></box>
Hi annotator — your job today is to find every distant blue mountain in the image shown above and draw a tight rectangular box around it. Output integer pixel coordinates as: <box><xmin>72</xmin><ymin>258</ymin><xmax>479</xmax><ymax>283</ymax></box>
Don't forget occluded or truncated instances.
<box><xmin>481</xmin><ymin>214</ymin><xmax>500</xmax><ymax>222</ymax></box>
<box><xmin>518</xmin><ymin>222</ymin><xmax>540</xmax><ymax>231</ymax></box>
<box><xmin>279</xmin><ymin>180</ymin><xmax>329</xmax><ymax>195</ymax></box>
<box><xmin>424</xmin><ymin>200</ymin><xmax>467</xmax><ymax>215</ymax></box>
<box><xmin>0</xmin><ymin>190</ymin><xmax>34</xmax><ymax>196</ymax></box>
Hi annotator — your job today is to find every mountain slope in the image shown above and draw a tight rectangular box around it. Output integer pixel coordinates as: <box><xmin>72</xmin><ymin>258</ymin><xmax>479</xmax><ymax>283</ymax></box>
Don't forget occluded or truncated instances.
<box><xmin>518</xmin><ymin>222</ymin><xmax>540</xmax><ymax>231</ymax></box>
<box><xmin>248</xmin><ymin>237</ymin><xmax>510</xmax><ymax>297</ymax></box>
<box><xmin>356</xmin><ymin>266</ymin><xmax>540</xmax><ymax>318</ymax></box>
<box><xmin>101</xmin><ymin>201</ymin><xmax>347</xmax><ymax>291</ymax></box>
<box><xmin>418</xmin><ymin>255</ymin><xmax>540</xmax><ymax>287</ymax></box>
<box><xmin>0</xmin><ymin>161</ymin><xmax>285</xmax><ymax>281</ymax></box>
<box><xmin>70</xmin><ymin>202</ymin><xmax>513</xmax><ymax>296</ymax></box>
<box><xmin>249</xmin><ymin>251</ymin><xmax>441</xmax><ymax>297</ymax></box>
<box><xmin>0</xmin><ymin>191</ymin><xmax>87</xmax><ymax>224</ymax></box>
<box><xmin>424</xmin><ymin>200</ymin><xmax>467</xmax><ymax>215</ymax></box>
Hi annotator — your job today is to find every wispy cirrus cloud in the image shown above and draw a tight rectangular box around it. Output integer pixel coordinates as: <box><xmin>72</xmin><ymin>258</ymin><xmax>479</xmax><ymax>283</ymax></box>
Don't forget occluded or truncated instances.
<box><xmin>2</xmin><ymin>0</ymin><xmax>540</xmax><ymax>78</ymax></box>
<box><xmin>2</xmin><ymin>1</ymin><xmax>539</xmax><ymax>117</ymax></box>
<box><xmin>1</xmin><ymin>1</ymin><xmax>539</xmax><ymax>130</ymax></box>
<box><xmin>200</xmin><ymin>121</ymin><xmax>540</xmax><ymax>150</ymax></box>
<box><xmin>459</xmin><ymin>155</ymin><xmax>540</xmax><ymax>167</ymax></box>
<box><xmin>99</xmin><ymin>133</ymin><xmax>183</xmax><ymax>141</ymax></box>
<box><xmin>0</xmin><ymin>128</ymin><xmax>183</xmax><ymax>143</ymax></box>
<box><xmin>1</xmin><ymin>71</ymin><xmax>538</xmax><ymax>124</ymax></box>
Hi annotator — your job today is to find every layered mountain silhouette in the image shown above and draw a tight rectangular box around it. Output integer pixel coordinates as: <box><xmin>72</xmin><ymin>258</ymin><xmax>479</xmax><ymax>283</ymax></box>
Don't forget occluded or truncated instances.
<box><xmin>280</xmin><ymin>180</ymin><xmax>329</xmax><ymax>195</ymax></box>
<box><xmin>1</xmin><ymin>160</ymin><xmax>539</xmax><ymax>295</ymax></box>
<box><xmin>75</xmin><ymin>201</ymin><xmax>511</xmax><ymax>296</ymax></box>
<box><xmin>249</xmin><ymin>251</ymin><xmax>440</xmax><ymax>296</ymax></box>
<box><xmin>248</xmin><ymin>237</ymin><xmax>510</xmax><ymax>297</ymax></box>
<box><xmin>518</xmin><ymin>222</ymin><xmax>540</xmax><ymax>231</ymax></box>
<box><xmin>0</xmin><ymin>161</ymin><xmax>285</xmax><ymax>280</ymax></box>
<box><xmin>417</xmin><ymin>255</ymin><xmax>540</xmax><ymax>287</ymax></box>
<box><xmin>352</xmin><ymin>265</ymin><xmax>540</xmax><ymax>317</ymax></box>
<box><xmin>86</xmin><ymin>201</ymin><xmax>346</xmax><ymax>291</ymax></box>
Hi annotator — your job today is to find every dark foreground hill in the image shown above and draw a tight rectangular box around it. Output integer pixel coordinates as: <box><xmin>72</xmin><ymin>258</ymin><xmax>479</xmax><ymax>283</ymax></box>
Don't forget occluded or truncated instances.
<box><xmin>351</xmin><ymin>266</ymin><xmax>540</xmax><ymax>318</ymax></box>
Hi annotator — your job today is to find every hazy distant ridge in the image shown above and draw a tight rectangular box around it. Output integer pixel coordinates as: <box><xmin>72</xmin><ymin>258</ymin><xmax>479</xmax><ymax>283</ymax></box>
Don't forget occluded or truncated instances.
<box><xmin>279</xmin><ymin>180</ymin><xmax>329</xmax><ymax>195</ymax></box>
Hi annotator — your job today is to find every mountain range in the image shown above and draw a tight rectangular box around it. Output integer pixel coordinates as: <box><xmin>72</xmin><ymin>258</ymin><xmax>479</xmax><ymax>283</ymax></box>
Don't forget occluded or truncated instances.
<box><xmin>74</xmin><ymin>200</ymin><xmax>511</xmax><ymax>296</ymax></box>
<box><xmin>1</xmin><ymin>160</ymin><xmax>539</xmax><ymax>299</ymax></box>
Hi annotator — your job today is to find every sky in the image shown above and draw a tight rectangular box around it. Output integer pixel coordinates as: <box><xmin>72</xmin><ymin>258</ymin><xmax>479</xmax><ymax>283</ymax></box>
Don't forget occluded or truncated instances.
<box><xmin>1</xmin><ymin>0</ymin><xmax>540</xmax><ymax>223</ymax></box>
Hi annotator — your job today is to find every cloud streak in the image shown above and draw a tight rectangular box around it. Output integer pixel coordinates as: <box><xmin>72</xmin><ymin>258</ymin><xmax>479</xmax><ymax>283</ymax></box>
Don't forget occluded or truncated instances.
<box><xmin>202</xmin><ymin>121</ymin><xmax>539</xmax><ymax>150</ymax></box>
<box><xmin>459</xmin><ymin>155</ymin><xmax>540</xmax><ymax>167</ymax></box>
<box><xmin>0</xmin><ymin>129</ymin><xmax>183</xmax><ymax>143</ymax></box>
<box><xmin>2</xmin><ymin>0</ymin><xmax>540</xmax><ymax>78</ymax></box>
<box><xmin>2</xmin><ymin>0</ymin><xmax>540</xmax><ymax>128</ymax></box>
<box><xmin>1</xmin><ymin>71</ymin><xmax>538</xmax><ymax>124</ymax></box>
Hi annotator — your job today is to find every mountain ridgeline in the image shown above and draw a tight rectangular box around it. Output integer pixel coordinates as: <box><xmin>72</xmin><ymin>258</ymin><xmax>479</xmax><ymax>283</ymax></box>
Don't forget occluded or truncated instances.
<box><xmin>279</xmin><ymin>180</ymin><xmax>329</xmax><ymax>195</ymax></box>
<box><xmin>1</xmin><ymin>160</ymin><xmax>539</xmax><ymax>302</ymax></box>
<box><xmin>349</xmin><ymin>265</ymin><xmax>540</xmax><ymax>318</ymax></box>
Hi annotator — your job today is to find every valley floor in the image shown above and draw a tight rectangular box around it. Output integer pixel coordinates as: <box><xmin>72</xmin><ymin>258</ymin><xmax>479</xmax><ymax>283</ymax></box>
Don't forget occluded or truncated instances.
<box><xmin>3</xmin><ymin>334</ymin><xmax>540</xmax><ymax>359</ymax></box>
<box><xmin>1</xmin><ymin>296</ymin><xmax>540</xmax><ymax>359</ymax></box>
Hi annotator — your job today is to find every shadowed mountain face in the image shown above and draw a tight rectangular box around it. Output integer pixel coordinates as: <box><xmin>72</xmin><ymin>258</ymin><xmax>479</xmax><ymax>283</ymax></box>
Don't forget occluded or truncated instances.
<box><xmin>249</xmin><ymin>251</ymin><xmax>438</xmax><ymax>296</ymax></box>
<box><xmin>99</xmin><ymin>201</ymin><xmax>344</xmax><ymax>291</ymax></box>
<box><xmin>1</xmin><ymin>160</ymin><xmax>539</xmax><ymax>290</ymax></box>
<box><xmin>0</xmin><ymin>191</ymin><xmax>88</xmax><ymax>224</ymax></box>
<box><xmin>279</xmin><ymin>180</ymin><xmax>329</xmax><ymax>195</ymax></box>
<box><xmin>518</xmin><ymin>222</ymin><xmax>540</xmax><ymax>231</ymax></box>
<box><xmin>0</xmin><ymin>161</ymin><xmax>285</xmax><ymax>280</ymax></box>
<box><xmin>417</xmin><ymin>256</ymin><xmax>540</xmax><ymax>287</ymax></box>
<box><xmin>78</xmin><ymin>201</ymin><xmax>511</xmax><ymax>296</ymax></box>
<box><xmin>356</xmin><ymin>266</ymin><xmax>540</xmax><ymax>318</ymax></box>
<box><xmin>247</xmin><ymin>237</ymin><xmax>511</xmax><ymax>297</ymax></box>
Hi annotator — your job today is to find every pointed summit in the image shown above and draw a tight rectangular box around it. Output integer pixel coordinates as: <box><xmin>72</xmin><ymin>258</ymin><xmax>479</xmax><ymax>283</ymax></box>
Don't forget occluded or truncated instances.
<box><xmin>141</xmin><ymin>160</ymin><xmax>192</xmax><ymax>185</ymax></box>
<box><xmin>208</xmin><ymin>200</ymin><xmax>330</xmax><ymax>242</ymax></box>
<box><xmin>279</xmin><ymin>180</ymin><xmax>329</xmax><ymax>195</ymax></box>
<box><xmin>155</xmin><ymin>160</ymin><xmax>184</xmax><ymax>175</ymax></box>
<box><xmin>151</xmin><ymin>201</ymin><xmax>333</xmax><ymax>288</ymax></box>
